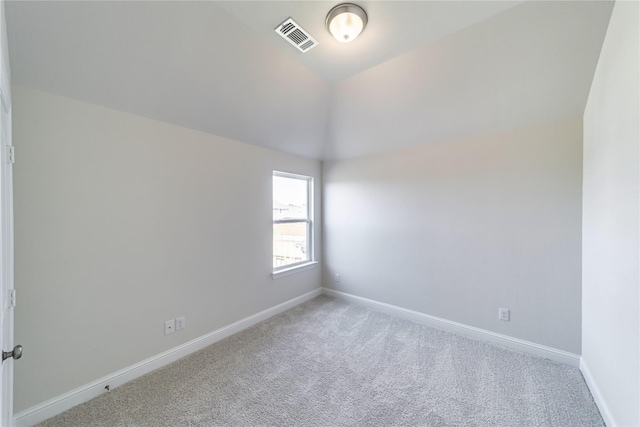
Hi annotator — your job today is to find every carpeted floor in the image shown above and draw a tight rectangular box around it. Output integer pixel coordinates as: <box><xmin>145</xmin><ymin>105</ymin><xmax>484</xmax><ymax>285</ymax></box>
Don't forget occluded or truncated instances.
<box><xmin>38</xmin><ymin>295</ymin><xmax>603</xmax><ymax>426</ymax></box>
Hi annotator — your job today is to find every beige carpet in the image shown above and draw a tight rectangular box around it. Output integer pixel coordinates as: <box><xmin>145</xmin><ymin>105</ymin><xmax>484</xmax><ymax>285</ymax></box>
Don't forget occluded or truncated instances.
<box><xmin>38</xmin><ymin>295</ymin><xmax>603</xmax><ymax>426</ymax></box>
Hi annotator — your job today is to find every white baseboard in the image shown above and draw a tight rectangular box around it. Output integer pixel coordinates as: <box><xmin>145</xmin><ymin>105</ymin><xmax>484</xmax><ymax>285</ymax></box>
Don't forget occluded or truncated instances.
<box><xmin>13</xmin><ymin>288</ymin><xmax>322</xmax><ymax>427</ymax></box>
<box><xmin>580</xmin><ymin>358</ymin><xmax>616</xmax><ymax>427</ymax></box>
<box><xmin>322</xmin><ymin>287</ymin><xmax>580</xmax><ymax>367</ymax></box>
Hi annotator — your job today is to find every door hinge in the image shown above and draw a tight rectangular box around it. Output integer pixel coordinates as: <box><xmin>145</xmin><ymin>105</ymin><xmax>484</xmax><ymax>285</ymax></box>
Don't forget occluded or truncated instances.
<box><xmin>9</xmin><ymin>289</ymin><xmax>16</xmax><ymax>308</ymax></box>
<box><xmin>7</xmin><ymin>146</ymin><xmax>14</xmax><ymax>164</ymax></box>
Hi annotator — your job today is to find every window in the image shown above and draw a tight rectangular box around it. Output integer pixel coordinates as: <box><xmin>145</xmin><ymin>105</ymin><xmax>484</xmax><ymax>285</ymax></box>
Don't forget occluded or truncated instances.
<box><xmin>273</xmin><ymin>171</ymin><xmax>313</xmax><ymax>273</ymax></box>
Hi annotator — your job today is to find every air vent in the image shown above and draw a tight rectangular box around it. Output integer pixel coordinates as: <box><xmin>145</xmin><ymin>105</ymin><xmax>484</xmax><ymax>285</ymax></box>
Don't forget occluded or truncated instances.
<box><xmin>275</xmin><ymin>18</ymin><xmax>318</xmax><ymax>53</ymax></box>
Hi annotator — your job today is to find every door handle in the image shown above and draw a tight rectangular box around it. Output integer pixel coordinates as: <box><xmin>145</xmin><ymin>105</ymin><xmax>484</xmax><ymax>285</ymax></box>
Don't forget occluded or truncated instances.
<box><xmin>2</xmin><ymin>345</ymin><xmax>22</xmax><ymax>362</ymax></box>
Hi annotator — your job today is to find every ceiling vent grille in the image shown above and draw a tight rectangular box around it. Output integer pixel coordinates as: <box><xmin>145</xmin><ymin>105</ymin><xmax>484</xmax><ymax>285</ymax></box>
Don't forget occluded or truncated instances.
<box><xmin>275</xmin><ymin>18</ymin><xmax>318</xmax><ymax>53</ymax></box>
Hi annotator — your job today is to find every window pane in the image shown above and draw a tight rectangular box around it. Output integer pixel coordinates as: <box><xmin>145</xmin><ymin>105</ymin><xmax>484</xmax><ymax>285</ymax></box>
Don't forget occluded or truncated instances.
<box><xmin>273</xmin><ymin>172</ymin><xmax>312</xmax><ymax>271</ymax></box>
<box><xmin>273</xmin><ymin>175</ymin><xmax>308</xmax><ymax>221</ymax></box>
<box><xmin>273</xmin><ymin>222</ymin><xmax>309</xmax><ymax>268</ymax></box>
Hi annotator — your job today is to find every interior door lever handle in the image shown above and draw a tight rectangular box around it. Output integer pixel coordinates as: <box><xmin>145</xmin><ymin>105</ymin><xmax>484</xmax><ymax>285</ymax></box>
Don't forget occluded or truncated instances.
<box><xmin>2</xmin><ymin>345</ymin><xmax>22</xmax><ymax>362</ymax></box>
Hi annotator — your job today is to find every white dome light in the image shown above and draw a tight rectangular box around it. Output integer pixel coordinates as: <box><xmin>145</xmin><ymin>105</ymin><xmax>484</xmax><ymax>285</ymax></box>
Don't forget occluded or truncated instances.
<box><xmin>326</xmin><ymin>4</ymin><xmax>368</xmax><ymax>43</ymax></box>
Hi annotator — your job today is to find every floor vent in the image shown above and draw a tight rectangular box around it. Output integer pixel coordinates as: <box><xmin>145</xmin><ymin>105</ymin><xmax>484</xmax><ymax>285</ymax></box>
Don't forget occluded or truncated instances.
<box><xmin>275</xmin><ymin>18</ymin><xmax>318</xmax><ymax>53</ymax></box>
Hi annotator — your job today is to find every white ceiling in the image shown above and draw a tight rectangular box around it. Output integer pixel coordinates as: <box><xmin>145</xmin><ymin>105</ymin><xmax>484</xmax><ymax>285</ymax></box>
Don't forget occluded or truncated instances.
<box><xmin>217</xmin><ymin>1</ymin><xmax>522</xmax><ymax>82</ymax></box>
<box><xmin>6</xmin><ymin>1</ymin><xmax>613</xmax><ymax>160</ymax></box>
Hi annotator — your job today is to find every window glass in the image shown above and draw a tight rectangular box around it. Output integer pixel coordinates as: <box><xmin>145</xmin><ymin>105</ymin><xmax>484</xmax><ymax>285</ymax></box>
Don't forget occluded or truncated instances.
<box><xmin>273</xmin><ymin>172</ymin><xmax>312</xmax><ymax>270</ymax></box>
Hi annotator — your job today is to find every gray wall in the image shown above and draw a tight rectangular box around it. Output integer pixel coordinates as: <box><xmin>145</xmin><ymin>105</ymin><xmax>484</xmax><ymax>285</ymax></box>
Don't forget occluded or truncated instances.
<box><xmin>582</xmin><ymin>1</ymin><xmax>639</xmax><ymax>425</ymax></box>
<box><xmin>323</xmin><ymin>118</ymin><xmax>583</xmax><ymax>353</ymax></box>
<box><xmin>12</xmin><ymin>86</ymin><xmax>322</xmax><ymax>412</ymax></box>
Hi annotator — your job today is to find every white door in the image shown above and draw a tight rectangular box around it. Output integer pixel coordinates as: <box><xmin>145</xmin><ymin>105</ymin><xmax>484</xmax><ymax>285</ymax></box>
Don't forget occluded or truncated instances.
<box><xmin>0</xmin><ymin>96</ymin><xmax>14</xmax><ymax>427</ymax></box>
<box><xmin>0</xmin><ymin>1</ymin><xmax>16</xmax><ymax>425</ymax></box>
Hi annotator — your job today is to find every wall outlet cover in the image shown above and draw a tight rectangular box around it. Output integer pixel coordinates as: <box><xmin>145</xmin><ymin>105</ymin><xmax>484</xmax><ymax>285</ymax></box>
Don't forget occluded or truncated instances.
<box><xmin>176</xmin><ymin>316</ymin><xmax>186</xmax><ymax>331</ymax></box>
<box><xmin>165</xmin><ymin>319</ymin><xmax>175</xmax><ymax>335</ymax></box>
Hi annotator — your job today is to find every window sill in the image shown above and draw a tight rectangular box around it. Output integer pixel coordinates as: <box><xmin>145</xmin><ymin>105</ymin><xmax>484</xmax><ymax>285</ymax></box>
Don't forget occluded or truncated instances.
<box><xmin>272</xmin><ymin>261</ymin><xmax>318</xmax><ymax>280</ymax></box>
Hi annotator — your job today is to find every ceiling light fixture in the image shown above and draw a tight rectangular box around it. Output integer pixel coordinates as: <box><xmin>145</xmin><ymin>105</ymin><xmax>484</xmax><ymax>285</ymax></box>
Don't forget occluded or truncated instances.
<box><xmin>326</xmin><ymin>3</ymin><xmax>368</xmax><ymax>43</ymax></box>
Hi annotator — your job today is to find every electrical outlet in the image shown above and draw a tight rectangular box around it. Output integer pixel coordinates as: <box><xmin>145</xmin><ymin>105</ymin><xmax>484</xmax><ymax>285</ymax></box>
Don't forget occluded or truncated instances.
<box><xmin>498</xmin><ymin>308</ymin><xmax>510</xmax><ymax>322</ymax></box>
<box><xmin>335</xmin><ymin>273</ymin><xmax>340</xmax><ymax>283</ymax></box>
<box><xmin>165</xmin><ymin>319</ymin><xmax>175</xmax><ymax>335</ymax></box>
<box><xmin>176</xmin><ymin>316</ymin><xmax>186</xmax><ymax>331</ymax></box>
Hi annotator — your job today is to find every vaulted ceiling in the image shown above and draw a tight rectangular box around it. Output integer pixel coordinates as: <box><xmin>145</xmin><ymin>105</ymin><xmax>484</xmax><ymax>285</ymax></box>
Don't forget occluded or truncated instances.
<box><xmin>6</xmin><ymin>1</ymin><xmax>613</xmax><ymax>160</ymax></box>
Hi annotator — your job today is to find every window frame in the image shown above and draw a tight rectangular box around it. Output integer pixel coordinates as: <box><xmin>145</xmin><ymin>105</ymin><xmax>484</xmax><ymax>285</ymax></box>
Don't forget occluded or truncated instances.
<box><xmin>272</xmin><ymin>171</ymin><xmax>316</xmax><ymax>278</ymax></box>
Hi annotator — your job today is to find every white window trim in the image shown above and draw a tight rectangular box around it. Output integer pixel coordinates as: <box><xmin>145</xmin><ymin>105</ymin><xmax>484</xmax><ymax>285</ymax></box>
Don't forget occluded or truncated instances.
<box><xmin>272</xmin><ymin>171</ymin><xmax>314</xmax><ymax>277</ymax></box>
<box><xmin>272</xmin><ymin>261</ymin><xmax>318</xmax><ymax>280</ymax></box>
